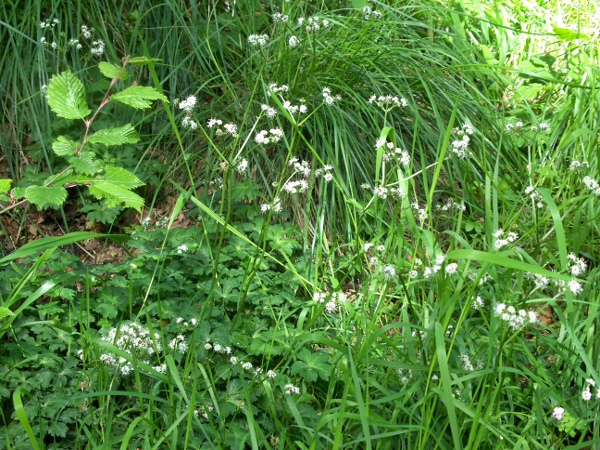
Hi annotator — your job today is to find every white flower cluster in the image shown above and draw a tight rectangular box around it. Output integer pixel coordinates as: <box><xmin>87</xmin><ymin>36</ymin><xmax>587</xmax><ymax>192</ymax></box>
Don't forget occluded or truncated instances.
<box><xmin>168</xmin><ymin>335</ymin><xmax>188</xmax><ymax>353</ymax></box>
<box><xmin>260</xmin><ymin>103</ymin><xmax>277</xmax><ymax>118</ymax></box>
<box><xmin>313</xmin><ymin>291</ymin><xmax>347</xmax><ymax>314</ymax></box>
<box><xmin>235</xmin><ymin>157</ymin><xmax>248</xmax><ymax>174</ymax></box>
<box><xmin>283</xmin><ymin>100</ymin><xmax>308</xmax><ymax>115</ymax></box>
<box><xmin>254</xmin><ymin>127</ymin><xmax>284</xmax><ymax>144</ymax></box>
<box><xmin>567</xmin><ymin>253</ymin><xmax>587</xmax><ymax>277</ymax></box>
<box><xmin>99</xmin><ymin>322</ymin><xmax>165</xmax><ymax>376</ymax></box>
<box><xmin>178</xmin><ymin>95</ymin><xmax>197</xmax><ymax>112</ymax></box>
<box><xmin>472</xmin><ymin>296</ymin><xmax>484</xmax><ymax>309</ymax></box>
<box><xmin>206</xmin><ymin>118</ymin><xmax>238</xmax><ymax>137</ymax></box>
<box><xmin>268</xmin><ymin>83</ymin><xmax>289</xmax><ymax>95</ymax></box>
<box><xmin>382</xmin><ymin>264</ymin><xmax>397</xmax><ymax>280</ymax></box>
<box><xmin>583</xmin><ymin>176</ymin><xmax>600</xmax><ymax>196</ymax></box>
<box><xmin>322</xmin><ymin>87</ymin><xmax>341</xmax><ymax>105</ymax></box>
<box><xmin>581</xmin><ymin>378</ymin><xmax>600</xmax><ymax>401</ymax></box>
<box><xmin>289</xmin><ymin>157</ymin><xmax>312</xmax><ymax>178</ymax></box>
<box><xmin>288</xmin><ymin>36</ymin><xmax>300</xmax><ymax>47</ymax></box>
<box><xmin>368</xmin><ymin>94</ymin><xmax>407</xmax><ymax>111</ymax></box>
<box><xmin>248</xmin><ymin>34</ymin><xmax>269</xmax><ymax>47</ymax></box>
<box><xmin>177</xmin><ymin>244</ymin><xmax>188</xmax><ymax>254</ymax></box>
<box><xmin>569</xmin><ymin>160</ymin><xmax>589</xmax><ymax>172</ymax></box>
<box><xmin>315</xmin><ymin>165</ymin><xmax>334</xmax><ymax>182</ymax></box>
<box><xmin>90</xmin><ymin>39</ymin><xmax>105</xmax><ymax>57</ymax></box>
<box><xmin>435</xmin><ymin>199</ymin><xmax>466</xmax><ymax>212</ymax></box>
<box><xmin>524</xmin><ymin>185</ymin><xmax>544</xmax><ymax>208</ymax></box>
<box><xmin>459</xmin><ymin>354</ymin><xmax>474</xmax><ymax>371</ymax></box>
<box><xmin>451</xmin><ymin>123</ymin><xmax>474</xmax><ymax>159</ymax></box>
<box><xmin>81</xmin><ymin>25</ymin><xmax>92</xmax><ymax>39</ymax></box>
<box><xmin>194</xmin><ymin>405</ymin><xmax>215</xmax><ymax>420</ymax></box>
<box><xmin>505</xmin><ymin>121</ymin><xmax>549</xmax><ymax>133</ymax></box>
<box><xmin>40</xmin><ymin>18</ymin><xmax>59</xmax><ymax>29</ymax></box>
<box><xmin>284</xmin><ymin>384</ymin><xmax>300</xmax><ymax>395</ymax></box>
<box><xmin>362</xmin><ymin>6</ymin><xmax>383</xmax><ymax>19</ymax></box>
<box><xmin>379</xmin><ymin>141</ymin><xmax>411</xmax><ymax>167</ymax></box>
<box><xmin>411</xmin><ymin>200</ymin><xmax>427</xmax><ymax>223</ymax></box>
<box><xmin>272</xmin><ymin>12</ymin><xmax>289</xmax><ymax>23</ymax></box>
<box><xmin>409</xmin><ymin>254</ymin><xmax>449</xmax><ymax>279</ymax></box>
<box><xmin>299</xmin><ymin>16</ymin><xmax>330</xmax><ymax>32</ymax></box>
<box><xmin>493</xmin><ymin>229</ymin><xmax>518</xmax><ymax>250</ymax></box>
<box><xmin>260</xmin><ymin>197</ymin><xmax>282</xmax><ymax>214</ymax></box>
<box><xmin>494</xmin><ymin>303</ymin><xmax>537</xmax><ymax>329</ymax></box>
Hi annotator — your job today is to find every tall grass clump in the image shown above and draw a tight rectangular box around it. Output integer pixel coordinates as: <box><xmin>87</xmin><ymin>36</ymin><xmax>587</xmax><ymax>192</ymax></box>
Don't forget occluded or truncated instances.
<box><xmin>1</xmin><ymin>0</ymin><xmax>600</xmax><ymax>449</ymax></box>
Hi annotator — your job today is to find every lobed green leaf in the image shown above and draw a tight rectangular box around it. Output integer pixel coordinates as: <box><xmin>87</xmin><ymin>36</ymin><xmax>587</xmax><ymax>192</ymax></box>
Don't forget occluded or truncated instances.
<box><xmin>98</xmin><ymin>61</ymin><xmax>128</xmax><ymax>80</ymax></box>
<box><xmin>46</xmin><ymin>70</ymin><xmax>91</xmax><ymax>120</ymax></box>
<box><xmin>52</xmin><ymin>136</ymin><xmax>78</xmax><ymax>156</ymax></box>
<box><xmin>24</xmin><ymin>185</ymin><xmax>68</xmax><ymax>208</ymax></box>
<box><xmin>111</xmin><ymin>86</ymin><xmax>168</xmax><ymax>109</ymax></box>
<box><xmin>0</xmin><ymin>179</ymin><xmax>12</xmax><ymax>194</ymax></box>
<box><xmin>87</xmin><ymin>124</ymin><xmax>139</xmax><ymax>146</ymax></box>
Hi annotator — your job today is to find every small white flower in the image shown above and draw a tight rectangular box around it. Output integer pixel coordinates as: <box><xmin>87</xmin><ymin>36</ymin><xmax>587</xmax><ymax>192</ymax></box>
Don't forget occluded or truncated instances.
<box><xmin>552</xmin><ymin>406</ymin><xmax>564</xmax><ymax>420</ymax></box>
<box><xmin>284</xmin><ymin>384</ymin><xmax>300</xmax><ymax>395</ymax></box>
<box><xmin>288</xmin><ymin>36</ymin><xmax>300</xmax><ymax>47</ymax></box>
<box><xmin>177</xmin><ymin>244</ymin><xmax>188</xmax><ymax>254</ymax></box>
<box><xmin>382</xmin><ymin>265</ymin><xmax>397</xmax><ymax>280</ymax></box>
<box><xmin>248</xmin><ymin>34</ymin><xmax>269</xmax><ymax>47</ymax></box>
<box><xmin>178</xmin><ymin>95</ymin><xmax>197</xmax><ymax>112</ymax></box>
<box><xmin>582</xmin><ymin>389</ymin><xmax>592</xmax><ymax>401</ymax></box>
<box><xmin>445</xmin><ymin>263</ymin><xmax>458</xmax><ymax>275</ymax></box>
<box><xmin>267</xmin><ymin>370</ymin><xmax>277</xmax><ymax>379</ymax></box>
<box><xmin>230</xmin><ymin>356</ymin><xmax>238</xmax><ymax>365</ymax></box>
<box><xmin>568</xmin><ymin>280</ymin><xmax>583</xmax><ymax>295</ymax></box>
<box><xmin>241</xmin><ymin>362</ymin><xmax>253</xmax><ymax>370</ymax></box>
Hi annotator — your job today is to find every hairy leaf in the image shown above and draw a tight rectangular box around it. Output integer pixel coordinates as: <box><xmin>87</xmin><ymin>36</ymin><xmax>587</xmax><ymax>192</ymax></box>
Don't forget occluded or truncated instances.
<box><xmin>69</xmin><ymin>153</ymin><xmax>103</xmax><ymax>175</ymax></box>
<box><xmin>46</xmin><ymin>70</ymin><xmax>91</xmax><ymax>119</ymax></box>
<box><xmin>0</xmin><ymin>179</ymin><xmax>12</xmax><ymax>194</ymax></box>
<box><xmin>98</xmin><ymin>62</ymin><xmax>128</xmax><ymax>80</ymax></box>
<box><xmin>89</xmin><ymin>181</ymin><xmax>144</xmax><ymax>211</ymax></box>
<box><xmin>52</xmin><ymin>136</ymin><xmax>78</xmax><ymax>156</ymax></box>
<box><xmin>103</xmin><ymin>165</ymin><xmax>144</xmax><ymax>189</ymax></box>
<box><xmin>111</xmin><ymin>86</ymin><xmax>168</xmax><ymax>109</ymax></box>
<box><xmin>87</xmin><ymin>124</ymin><xmax>139</xmax><ymax>146</ymax></box>
<box><xmin>24</xmin><ymin>185</ymin><xmax>68</xmax><ymax>208</ymax></box>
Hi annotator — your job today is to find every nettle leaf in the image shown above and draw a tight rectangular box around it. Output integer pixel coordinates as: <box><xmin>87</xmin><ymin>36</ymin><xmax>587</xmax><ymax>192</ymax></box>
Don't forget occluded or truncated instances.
<box><xmin>128</xmin><ymin>56</ymin><xmax>163</xmax><ymax>66</ymax></box>
<box><xmin>70</xmin><ymin>153</ymin><xmax>103</xmax><ymax>175</ymax></box>
<box><xmin>52</xmin><ymin>136</ymin><xmax>78</xmax><ymax>156</ymax></box>
<box><xmin>111</xmin><ymin>86</ymin><xmax>168</xmax><ymax>109</ymax></box>
<box><xmin>98</xmin><ymin>61</ymin><xmax>128</xmax><ymax>80</ymax></box>
<box><xmin>0</xmin><ymin>307</ymin><xmax>14</xmax><ymax>321</ymax></box>
<box><xmin>87</xmin><ymin>124</ymin><xmax>139</xmax><ymax>146</ymax></box>
<box><xmin>89</xmin><ymin>180</ymin><xmax>144</xmax><ymax>211</ymax></box>
<box><xmin>291</xmin><ymin>348</ymin><xmax>332</xmax><ymax>382</ymax></box>
<box><xmin>47</xmin><ymin>70</ymin><xmax>91</xmax><ymax>119</ymax></box>
<box><xmin>103</xmin><ymin>165</ymin><xmax>144</xmax><ymax>189</ymax></box>
<box><xmin>24</xmin><ymin>185</ymin><xmax>68</xmax><ymax>208</ymax></box>
<box><xmin>0</xmin><ymin>179</ymin><xmax>12</xmax><ymax>194</ymax></box>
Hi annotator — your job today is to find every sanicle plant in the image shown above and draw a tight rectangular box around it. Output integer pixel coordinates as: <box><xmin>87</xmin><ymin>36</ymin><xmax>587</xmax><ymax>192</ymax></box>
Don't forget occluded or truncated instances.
<box><xmin>0</xmin><ymin>57</ymin><xmax>168</xmax><ymax>213</ymax></box>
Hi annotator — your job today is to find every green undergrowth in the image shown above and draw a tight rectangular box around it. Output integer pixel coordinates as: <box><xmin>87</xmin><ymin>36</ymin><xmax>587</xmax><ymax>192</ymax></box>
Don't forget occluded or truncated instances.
<box><xmin>2</xmin><ymin>0</ymin><xmax>600</xmax><ymax>449</ymax></box>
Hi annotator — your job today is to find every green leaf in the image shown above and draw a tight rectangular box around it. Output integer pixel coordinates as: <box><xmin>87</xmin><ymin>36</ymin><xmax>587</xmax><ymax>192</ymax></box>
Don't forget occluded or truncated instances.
<box><xmin>89</xmin><ymin>180</ymin><xmax>144</xmax><ymax>211</ymax></box>
<box><xmin>98</xmin><ymin>62</ymin><xmax>128</xmax><ymax>80</ymax></box>
<box><xmin>24</xmin><ymin>185</ymin><xmax>67</xmax><ymax>208</ymax></box>
<box><xmin>87</xmin><ymin>124</ymin><xmax>139</xmax><ymax>146</ymax></box>
<box><xmin>0</xmin><ymin>307</ymin><xmax>14</xmax><ymax>321</ymax></box>
<box><xmin>69</xmin><ymin>153</ymin><xmax>103</xmax><ymax>175</ymax></box>
<box><xmin>0</xmin><ymin>179</ymin><xmax>12</xmax><ymax>194</ymax></box>
<box><xmin>553</xmin><ymin>25</ymin><xmax>590</xmax><ymax>41</ymax></box>
<box><xmin>46</xmin><ymin>70</ymin><xmax>91</xmax><ymax>119</ymax></box>
<box><xmin>111</xmin><ymin>86</ymin><xmax>168</xmax><ymax>109</ymax></box>
<box><xmin>52</xmin><ymin>136</ymin><xmax>78</xmax><ymax>156</ymax></box>
<box><xmin>103</xmin><ymin>165</ymin><xmax>144</xmax><ymax>189</ymax></box>
<box><xmin>291</xmin><ymin>348</ymin><xmax>331</xmax><ymax>382</ymax></box>
<box><xmin>128</xmin><ymin>56</ymin><xmax>163</xmax><ymax>66</ymax></box>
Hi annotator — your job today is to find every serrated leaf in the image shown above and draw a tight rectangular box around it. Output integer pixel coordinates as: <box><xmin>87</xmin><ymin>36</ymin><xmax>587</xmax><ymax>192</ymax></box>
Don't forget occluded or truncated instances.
<box><xmin>103</xmin><ymin>165</ymin><xmax>144</xmax><ymax>189</ymax></box>
<box><xmin>111</xmin><ymin>86</ymin><xmax>168</xmax><ymax>109</ymax></box>
<box><xmin>0</xmin><ymin>179</ymin><xmax>12</xmax><ymax>194</ymax></box>
<box><xmin>12</xmin><ymin>187</ymin><xmax>26</xmax><ymax>199</ymax></box>
<box><xmin>46</xmin><ymin>70</ymin><xmax>91</xmax><ymax>119</ymax></box>
<box><xmin>87</xmin><ymin>124</ymin><xmax>139</xmax><ymax>146</ymax></box>
<box><xmin>52</xmin><ymin>136</ymin><xmax>78</xmax><ymax>156</ymax></box>
<box><xmin>98</xmin><ymin>62</ymin><xmax>128</xmax><ymax>80</ymax></box>
<box><xmin>0</xmin><ymin>307</ymin><xmax>14</xmax><ymax>321</ymax></box>
<box><xmin>70</xmin><ymin>153</ymin><xmax>103</xmax><ymax>175</ymax></box>
<box><xmin>24</xmin><ymin>185</ymin><xmax>68</xmax><ymax>208</ymax></box>
<box><xmin>553</xmin><ymin>25</ymin><xmax>589</xmax><ymax>41</ymax></box>
<box><xmin>128</xmin><ymin>56</ymin><xmax>163</xmax><ymax>66</ymax></box>
<box><xmin>89</xmin><ymin>180</ymin><xmax>144</xmax><ymax>211</ymax></box>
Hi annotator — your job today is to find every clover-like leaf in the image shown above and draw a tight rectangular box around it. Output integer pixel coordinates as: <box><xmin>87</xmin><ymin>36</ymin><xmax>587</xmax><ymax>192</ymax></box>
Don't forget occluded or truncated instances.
<box><xmin>87</xmin><ymin>124</ymin><xmax>139</xmax><ymax>146</ymax></box>
<box><xmin>46</xmin><ymin>70</ymin><xmax>91</xmax><ymax>119</ymax></box>
<box><xmin>24</xmin><ymin>185</ymin><xmax>68</xmax><ymax>208</ymax></box>
<box><xmin>52</xmin><ymin>136</ymin><xmax>78</xmax><ymax>156</ymax></box>
<box><xmin>98</xmin><ymin>62</ymin><xmax>128</xmax><ymax>80</ymax></box>
<box><xmin>111</xmin><ymin>86</ymin><xmax>168</xmax><ymax>109</ymax></box>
